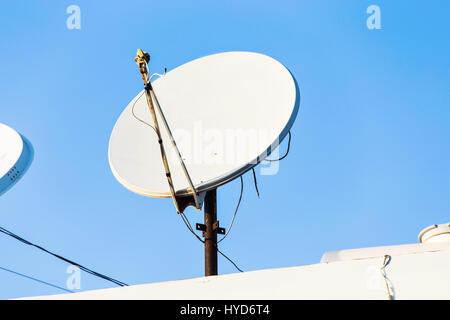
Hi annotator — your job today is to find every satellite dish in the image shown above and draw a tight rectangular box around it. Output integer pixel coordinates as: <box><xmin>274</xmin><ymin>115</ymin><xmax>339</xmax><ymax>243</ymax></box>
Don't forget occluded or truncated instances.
<box><xmin>0</xmin><ymin>123</ymin><xmax>33</xmax><ymax>196</ymax></box>
<box><xmin>109</xmin><ymin>51</ymin><xmax>299</xmax><ymax>200</ymax></box>
<box><xmin>108</xmin><ymin>50</ymin><xmax>299</xmax><ymax>276</ymax></box>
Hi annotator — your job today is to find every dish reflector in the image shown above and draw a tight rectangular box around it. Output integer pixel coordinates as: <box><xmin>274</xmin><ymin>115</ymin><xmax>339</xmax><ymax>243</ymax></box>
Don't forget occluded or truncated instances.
<box><xmin>0</xmin><ymin>123</ymin><xmax>33</xmax><ymax>196</ymax></box>
<box><xmin>109</xmin><ymin>51</ymin><xmax>299</xmax><ymax>198</ymax></box>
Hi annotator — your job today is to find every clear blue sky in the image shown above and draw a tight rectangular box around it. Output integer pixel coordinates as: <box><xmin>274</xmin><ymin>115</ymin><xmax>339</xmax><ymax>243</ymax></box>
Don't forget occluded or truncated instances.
<box><xmin>0</xmin><ymin>0</ymin><xmax>449</xmax><ymax>299</ymax></box>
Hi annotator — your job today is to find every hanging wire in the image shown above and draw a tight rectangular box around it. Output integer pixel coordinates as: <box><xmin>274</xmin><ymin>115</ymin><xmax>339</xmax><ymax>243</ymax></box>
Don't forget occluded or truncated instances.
<box><xmin>178</xmin><ymin>204</ymin><xmax>244</xmax><ymax>273</ymax></box>
<box><xmin>251</xmin><ymin>168</ymin><xmax>260</xmax><ymax>198</ymax></box>
<box><xmin>215</xmin><ymin>245</ymin><xmax>244</xmax><ymax>273</ymax></box>
<box><xmin>180</xmin><ymin>211</ymin><xmax>205</xmax><ymax>244</ymax></box>
<box><xmin>0</xmin><ymin>226</ymin><xmax>128</xmax><ymax>287</ymax></box>
<box><xmin>149</xmin><ymin>68</ymin><xmax>167</xmax><ymax>82</ymax></box>
<box><xmin>264</xmin><ymin>131</ymin><xmax>292</xmax><ymax>162</ymax></box>
<box><xmin>0</xmin><ymin>265</ymin><xmax>74</xmax><ymax>293</ymax></box>
<box><xmin>131</xmin><ymin>91</ymin><xmax>157</xmax><ymax>133</ymax></box>
<box><xmin>218</xmin><ymin>176</ymin><xmax>243</xmax><ymax>244</ymax></box>
<box><xmin>251</xmin><ymin>130</ymin><xmax>293</xmax><ymax>198</ymax></box>
<box><xmin>133</xmin><ymin>66</ymin><xmax>168</xmax><ymax>134</ymax></box>
<box><xmin>380</xmin><ymin>255</ymin><xmax>394</xmax><ymax>300</ymax></box>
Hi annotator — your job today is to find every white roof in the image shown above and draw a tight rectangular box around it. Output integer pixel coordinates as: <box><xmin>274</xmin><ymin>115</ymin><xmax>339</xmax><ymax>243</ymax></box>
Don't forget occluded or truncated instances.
<box><xmin>321</xmin><ymin>241</ymin><xmax>450</xmax><ymax>263</ymax></box>
<box><xmin>21</xmin><ymin>241</ymin><xmax>450</xmax><ymax>300</ymax></box>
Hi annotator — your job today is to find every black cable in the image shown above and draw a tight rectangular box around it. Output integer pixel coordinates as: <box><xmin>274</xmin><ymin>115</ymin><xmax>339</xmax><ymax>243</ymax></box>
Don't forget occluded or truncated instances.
<box><xmin>218</xmin><ymin>176</ymin><xmax>243</xmax><ymax>244</ymax></box>
<box><xmin>178</xmin><ymin>206</ymin><xmax>244</xmax><ymax>273</ymax></box>
<box><xmin>180</xmin><ymin>212</ymin><xmax>205</xmax><ymax>243</ymax></box>
<box><xmin>251</xmin><ymin>168</ymin><xmax>260</xmax><ymax>198</ymax></box>
<box><xmin>0</xmin><ymin>265</ymin><xmax>74</xmax><ymax>293</ymax></box>
<box><xmin>0</xmin><ymin>226</ymin><xmax>128</xmax><ymax>287</ymax></box>
<box><xmin>264</xmin><ymin>130</ymin><xmax>291</xmax><ymax>162</ymax></box>
<box><xmin>131</xmin><ymin>91</ymin><xmax>157</xmax><ymax>134</ymax></box>
<box><xmin>215</xmin><ymin>246</ymin><xmax>244</xmax><ymax>273</ymax></box>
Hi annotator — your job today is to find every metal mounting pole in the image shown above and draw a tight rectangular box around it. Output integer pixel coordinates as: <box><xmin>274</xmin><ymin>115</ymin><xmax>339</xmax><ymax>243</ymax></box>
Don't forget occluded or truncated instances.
<box><xmin>204</xmin><ymin>189</ymin><xmax>218</xmax><ymax>276</ymax></box>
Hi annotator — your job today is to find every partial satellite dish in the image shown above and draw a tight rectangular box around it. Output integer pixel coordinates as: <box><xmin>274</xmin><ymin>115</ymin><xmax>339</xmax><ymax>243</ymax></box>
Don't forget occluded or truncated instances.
<box><xmin>0</xmin><ymin>123</ymin><xmax>33</xmax><ymax>196</ymax></box>
<box><xmin>109</xmin><ymin>51</ymin><xmax>299</xmax><ymax>200</ymax></box>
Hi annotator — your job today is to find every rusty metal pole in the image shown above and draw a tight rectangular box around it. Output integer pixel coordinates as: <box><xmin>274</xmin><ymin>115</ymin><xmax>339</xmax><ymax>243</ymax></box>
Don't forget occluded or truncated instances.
<box><xmin>204</xmin><ymin>189</ymin><xmax>218</xmax><ymax>276</ymax></box>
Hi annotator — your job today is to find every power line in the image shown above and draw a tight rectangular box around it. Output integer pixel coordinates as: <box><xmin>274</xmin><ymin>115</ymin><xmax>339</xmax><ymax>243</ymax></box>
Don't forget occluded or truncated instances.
<box><xmin>0</xmin><ymin>226</ymin><xmax>128</xmax><ymax>287</ymax></box>
<box><xmin>0</xmin><ymin>265</ymin><xmax>73</xmax><ymax>293</ymax></box>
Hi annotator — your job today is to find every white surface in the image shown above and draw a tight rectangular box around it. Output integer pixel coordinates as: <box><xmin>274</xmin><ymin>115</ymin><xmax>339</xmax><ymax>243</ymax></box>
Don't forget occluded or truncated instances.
<box><xmin>0</xmin><ymin>123</ymin><xmax>23</xmax><ymax>179</ymax></box>
<box><xmin>24</xmin><ymin>243</ymin><xmax>450</xmax><ymax>300</ymax></box>
<box><xmin>109</xmin><ymin>51</ymin><xmax>299</xmax><ymax>198</ymax></box>
<box><xmin>425</xmin><ymin>234</ymin><xmax>450</xmax><ymax>243</ymax></box>
<box><xmin>418</xmin><ymin>223</ymin><xmax>450</xmax><ymax>244</ymax></box>
<box><xmin>320</xmin><ymin>241</ymin><xmax>450</xmax><ymax>263</ymax></box>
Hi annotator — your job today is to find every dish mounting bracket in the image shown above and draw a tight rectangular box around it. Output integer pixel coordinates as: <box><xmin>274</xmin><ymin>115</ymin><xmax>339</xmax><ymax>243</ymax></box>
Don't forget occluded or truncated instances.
<box><xmin>135</xmin><ymin>48</ymin><xmax>202</xmax><ymax>214</ymax></box>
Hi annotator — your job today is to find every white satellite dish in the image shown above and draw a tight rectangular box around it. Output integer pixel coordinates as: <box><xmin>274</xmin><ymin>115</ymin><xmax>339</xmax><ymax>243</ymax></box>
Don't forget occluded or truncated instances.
<box><xmin>109</xmin><ymin>51</ymin><xmax>299</xmax><ymax>200</ymax></box>
<box><xmin>0</xmin><ymin>123</ymin><xmax>33</xmax><ymax>196</ymax></box>
<box><xmin>108</xmin><ymin>50</ymin><xmax>299</xmax><ymax>276</ymax></box>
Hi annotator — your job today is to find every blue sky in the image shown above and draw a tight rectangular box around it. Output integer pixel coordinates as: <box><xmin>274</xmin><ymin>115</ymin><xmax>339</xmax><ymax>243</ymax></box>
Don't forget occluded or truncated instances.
<box><xmin>0</xmin><ymin>0</ymin><xmax>449</xmax><ymax>299</ymax></box>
